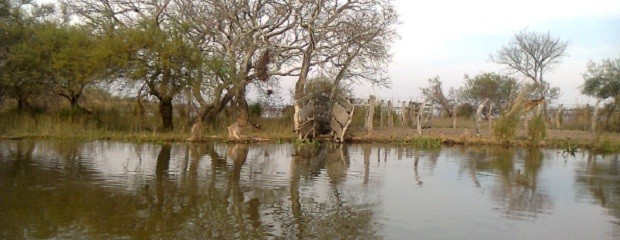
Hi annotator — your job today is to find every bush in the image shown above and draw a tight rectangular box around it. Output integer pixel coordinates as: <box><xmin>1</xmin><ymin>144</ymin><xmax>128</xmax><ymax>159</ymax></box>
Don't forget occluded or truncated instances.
<box><xmin>493</xmin><ymin>111</ymin><xmax>520</xmax><ymax>143</ymax></box>
<box><xmin>527</xmin><ymin>112</ymin><xmax>547</xmax><ymax>145</ymax></box>
<box><xmin>456</xmin><ymin>103</ymin><xmax>475</xmax><ymax>118</ymax></box>
<box><xmin>249</xmin><ymin>102</ymin><xmax>262</xmax><ymax>117</ymax></box>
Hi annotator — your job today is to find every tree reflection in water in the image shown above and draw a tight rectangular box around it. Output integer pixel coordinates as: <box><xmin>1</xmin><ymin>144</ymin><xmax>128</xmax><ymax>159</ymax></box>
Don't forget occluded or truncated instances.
<box><xmin>0</xmin><ymin>141</ymin><xmax>380</xmax><ymax>239</ymax></box>
<box><xmin>575</xmin><ymin>152</ymin><xmax>620</xmax><ymax>235</ymax></box>
<box><xmin>4</xmin><ymin>141</ymin><xmax>617</xmax><ymax>239</ymax></box>
<box><xmin>288</xmin><ymin>143</ymin><xmax>379</xmax><ymax>239</ymax></box>
<box><xmin>458</xmin><ymin>147</ymin><xmax>553</xmax><ymax>220</ymax></box>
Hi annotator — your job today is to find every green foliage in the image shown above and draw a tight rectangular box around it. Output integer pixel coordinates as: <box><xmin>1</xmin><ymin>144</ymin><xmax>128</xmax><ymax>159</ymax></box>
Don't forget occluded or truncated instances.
<box><xmin>561</xmin><ymin>139</ymin><xmax>578</xmax><ymax>157</ymax></box>
<box><xmin>396</xmin><ymin>137</ymin><xmax>442</xmax><ymax>149</ymax></box>
<box><xmin>455</xmin><ymin>103</ymin><xmax>475</xmax><ymax>118</ymax></box>
<box><xmin>582</xmin><ymin>58</ymin><xmax>620</xmax><ymax>101</ymax></box>
<box><xmin>527</xmin><ymin>113</ymin><xmax>547</xmax><ymax>145</ymax></box>
<box><xmin>293</xmin><ymin>138</ymin><xmax>321</xmax><ymax>147</ymax></box>
<box><xmin>592</xmin><ymin>138</ymin><xmax>620</xmax><ymax>154</ymax></box>
<box><xmin>304</xmin><ymin>76</ymin><xmax>352</xmax><ymax>97</ymax></box>
<box><xmin>493</xmin><ymin>109</ymin><xmax>520</xmax><ymax>143</ymax></box>
<box><xmin>249</xmin><ymin>102</ymin><xmax>262</xmax><ymax>116</ymax></box>
<box><xmin>461</xmin><ymin>72</ymin><xmax>518</xmax><ymax>112</ymax></box>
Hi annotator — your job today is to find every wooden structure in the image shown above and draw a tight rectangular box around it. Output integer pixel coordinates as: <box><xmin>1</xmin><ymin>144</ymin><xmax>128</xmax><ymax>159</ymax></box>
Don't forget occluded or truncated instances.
<box><xmin>296</xmin><ymin>93</ymin><xmax>355</xmax><ymax>142</ymax></box>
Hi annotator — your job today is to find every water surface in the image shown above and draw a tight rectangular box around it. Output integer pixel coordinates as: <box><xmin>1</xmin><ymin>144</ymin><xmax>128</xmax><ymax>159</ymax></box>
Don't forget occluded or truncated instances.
<box><xmin>0</xmin><ymin>140</ymin><xmax>618</xmax><ymax>239</ymax></box>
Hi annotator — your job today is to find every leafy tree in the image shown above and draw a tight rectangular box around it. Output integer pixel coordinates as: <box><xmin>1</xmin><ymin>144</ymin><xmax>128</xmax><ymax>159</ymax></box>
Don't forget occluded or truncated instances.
<box><xmin>47</xmin><ymin>26</ymin><xmax>116</xmax><ymax>111</ymax></box>
<box><xmin>64</xmin><ymin>0</ymin><xmax>203</xmax><ymax>131</ymax></box>
<box><xmin>582</xmin><ymin>58</ymin><xmax>620</xmax><ymax>131</ymax></box>
<box><xmin>0</xmin><ymin>3</ymin><xmax>58</xmax><ymax>113</ymax></box>
<box><xmin>582</xmin><ymin>58</ymin><xmax>620</xmax><ymax>103</ymax></box>
<box><xmin>460</xmin><ymin>72</ymin><xmax>518</xmax><ymax>112</ymax></box>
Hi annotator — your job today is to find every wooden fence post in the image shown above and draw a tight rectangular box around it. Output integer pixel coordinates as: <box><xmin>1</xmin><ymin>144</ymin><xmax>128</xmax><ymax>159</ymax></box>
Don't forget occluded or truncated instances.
<box><xmin>379</xmin><ymin>100</ymin><xmax>385</xmax><ymax>129</ymax></box>
<box><xmin>475</xmin><ymin>99</ymin><xmax>489</xmax><ymax>136</ymax></box>
<box><xmin>417</xmin><ymin>99</ymin><xmax>430</xmax><ymax>134</ymax></box>
<box><xmin>409</xmin><ymin>101</ymin><xmax>416</xmax><ymax>128</ymax></box>
<box><xmin>555</xmin><ymin>104</ymin><xmax>563</xmax><ymax>129</ymax></box>
<box><xmin>365</xmin><ymin>95</ymin><xmax>376</xmax><ymax>133</ymax></box>
<box><xmin>452</xmin><ymin>104</ymin><xmax>458</xmax><ymax>128</ymax></box>
<box><xmin>401</xmin><ymin>101</ymin><xmax>408</xmax><ymax>127</ymax></box>
<box><xmin>425</xmin><ymin>103</ymin><xmax>433</xmax><ymax>128</ymax></box>
<box><xmin>387</xmin><ymin>100</ymin><xmax>394</xmax><ymax>128</ymax></box>
<box><xmin>487</xmin><ymin>103</ymin><xmax>493</xmax><ymax>130</ymax></box>
<box><xmin>591</xmin><ymin>99</ymin><xmax>601</xmax><ymax>134</ymax></box>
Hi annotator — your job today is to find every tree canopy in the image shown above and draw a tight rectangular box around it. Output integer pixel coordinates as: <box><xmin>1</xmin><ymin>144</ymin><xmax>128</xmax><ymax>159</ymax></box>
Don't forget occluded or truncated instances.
<box><xmin>0</xmin><ymin>0</ymin><xmax>401</xmax><ymax>133</ymax></box>
<box><xmin>460</xmin><ymin>72</ymin><xmax>518</xmax><ymax>112</ymax></box>
<box><xmin>582</xmin><ymin>58</ymin><xmax>620</xmax><ymax>102</ymax></box>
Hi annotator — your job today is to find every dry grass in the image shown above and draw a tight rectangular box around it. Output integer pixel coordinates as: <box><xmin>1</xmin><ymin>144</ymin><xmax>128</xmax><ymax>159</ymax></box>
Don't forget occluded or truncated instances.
<box><xmin>1</xmin><ymin>107</ymin><xmax>619</xmax><ymax>152</ymax></box>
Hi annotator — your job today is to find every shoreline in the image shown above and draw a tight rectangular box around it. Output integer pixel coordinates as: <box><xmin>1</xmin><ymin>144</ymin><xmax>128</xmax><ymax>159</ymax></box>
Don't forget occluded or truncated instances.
<box><xmin>1</xmin><ymin>127</ymin><xmax>619</xmax><ymax>153</ymax></box>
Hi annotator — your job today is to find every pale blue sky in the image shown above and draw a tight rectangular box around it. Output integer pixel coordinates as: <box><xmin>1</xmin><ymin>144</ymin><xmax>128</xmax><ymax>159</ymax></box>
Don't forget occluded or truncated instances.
<box><xmin>357</xmin><ymin>0</ymin><xmax>620</xmax><ymax>106</ymax></box>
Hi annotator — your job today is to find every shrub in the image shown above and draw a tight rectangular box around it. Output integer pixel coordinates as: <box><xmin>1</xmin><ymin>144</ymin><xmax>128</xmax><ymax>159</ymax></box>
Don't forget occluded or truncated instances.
<box><xmin>249</xmin><ymin>102</ymin><xmax>262</xmax><ymax>117</ymax></box>
<box><xmin>493</xmin><ymin>111</ymin><xmax>520</xmax><ymax>143</ymax></box>
<box><xmin>527</xmin><ymin>112</ymin><xmax>547</xmax><ymax>145</ymax></box>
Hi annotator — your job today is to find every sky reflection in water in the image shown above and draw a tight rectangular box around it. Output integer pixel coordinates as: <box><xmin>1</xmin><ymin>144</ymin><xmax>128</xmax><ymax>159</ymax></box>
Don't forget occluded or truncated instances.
<box><xmin>0</xmin><ymin>140</ymin><xmax>618</xmax><ymax>239</ymax></box>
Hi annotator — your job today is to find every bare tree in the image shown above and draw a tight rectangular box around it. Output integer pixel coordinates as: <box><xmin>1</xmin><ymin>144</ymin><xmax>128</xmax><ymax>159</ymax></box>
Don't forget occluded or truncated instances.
<box><xmin>491</xmin><ymin>29</ymin><xmax>568</xmax><ymax>97</ymax></box>
<box><xmin>290</xmin><ymin>0</ymin><xmax>399</xmax><ymax>132</ymax></box>
<box><xmin>178</xmin><ymin>0</ymin><xmax>300</xmax><ymax>139</ymax></box>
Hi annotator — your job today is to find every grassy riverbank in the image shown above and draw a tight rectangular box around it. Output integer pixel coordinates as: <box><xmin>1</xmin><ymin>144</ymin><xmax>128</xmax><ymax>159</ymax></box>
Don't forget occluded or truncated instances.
<box><xmin>1</xmin><ymin>112</ymin><xmax>619</xmax><ymax>153</ymax></box>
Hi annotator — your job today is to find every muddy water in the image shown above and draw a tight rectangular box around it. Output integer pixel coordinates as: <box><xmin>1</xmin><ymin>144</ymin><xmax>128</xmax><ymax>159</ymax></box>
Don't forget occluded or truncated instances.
<box><xmin>0</xmin><ymin>140</ymin><xmax>618</xmax><ymax>239</ymax></box>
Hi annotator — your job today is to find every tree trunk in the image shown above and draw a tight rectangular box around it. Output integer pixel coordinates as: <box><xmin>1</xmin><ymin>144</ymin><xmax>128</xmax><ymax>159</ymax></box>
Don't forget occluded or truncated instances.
<box><xmin>201</xmin><ymin>90</ymin><xmax>235</xmax><ymax>125</ymax></box>
<box><xmin>379</xmin><ymin>100</ymin><xmax>385</xmax><ymax>129</ymax></box>
<box><xmin>159</xmin><ymin>97</ymin><xmax>174</xmax><ymax>132</ymax></box>
<box><xmin>417</xmin><ymin>102</ymin><xmax>424</xmax><ymax>134</ymax></box>
<box><xmin>401</xmin><ymin>101</ymin><xmax>408</xmax><ymax>127</ymax></box>
<box><xmin>364</xmin><ymin>95</ymin><xmax>376</xmax><ymax>134</ymax></box>
<box><xmin>409</xmin><ymin>102</ymin><xmax>416</xmax><ymax>128</ymax></box>
<box><xmin>16</xmin><ymin>97</ymin><xmax>36</xmax><ymax>118</ymax></box>
<box><xmin>591</xmin><ymin>99</ymin><xmax>601</xmax><ymax>134</ymax></box>
<box><xmin>17</xmin><ymin>98</ymin><xmax>30</xmax><ymax>113</ymax></box>
<box><xmin>555</xmin><ymin>104</ymin><xmax>563</xmax><ymax>129</ymax></box>
<box><xmin>67</xmin><ymin>94</ymin><xmax>91</xmax><ymax>114</ymax></box>
<box><xmin>487</xmin><ymin>103</ymin><xmax>493</xmax><ymax>130</ymax></box>
<box><xmin>293</xmin><ymin>33</ymin><xmax>316</xmax><ymax>132</ymax></box>
<box><xmin>387</xmin><ymin>101</ymin><xmax>394</xmax><ymax>128</ymax></box>
<box><xmin>188</xmin><ymin>117</ymin><xmax>203</xmax><ymax>142</ymax></box>
<box><xmin>452</xmin><ymin>104</ymin><xmax>458</xmax><ymax>128</ymax></box>
<box><xmin>476</xmin><ymin>99</ymin><xmax>489</xmax><ymax>136</ymax></box>
<box><xmin>228</xmin><ymin>86</ymin><xmax>249</xmax><ymax>140</ymax></box>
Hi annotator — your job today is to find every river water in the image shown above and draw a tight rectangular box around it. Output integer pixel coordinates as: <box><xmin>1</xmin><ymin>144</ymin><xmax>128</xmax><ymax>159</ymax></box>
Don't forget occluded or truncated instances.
<box><xmin>0</xmin><ymin>140</ymin><xmax>618</xmax><ymax>239</ymax></box>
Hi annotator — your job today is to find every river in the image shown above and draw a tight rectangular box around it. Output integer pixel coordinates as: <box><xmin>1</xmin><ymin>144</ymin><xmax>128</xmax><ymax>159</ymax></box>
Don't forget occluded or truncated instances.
<box><xmin>0</xmin><ymin>140</ymin><xmax>618</xmax><ymax>239</ymax></box>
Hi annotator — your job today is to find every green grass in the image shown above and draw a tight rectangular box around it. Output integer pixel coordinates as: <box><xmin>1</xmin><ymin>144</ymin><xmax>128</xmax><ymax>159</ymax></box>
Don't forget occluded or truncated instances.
<box><xmin>591</xmin><ymin>138</ymin><xmax>620</xmax><ymax>154</ymax></box>
<box><xmin>395</xmin><ymin>136</ymin><xmax>443</xmax><ymax>149</ymax></box>
<box><xmin>527</xmin><ymin>113</ymin><xmax>547</xmax><ymax>145</ymax></box>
